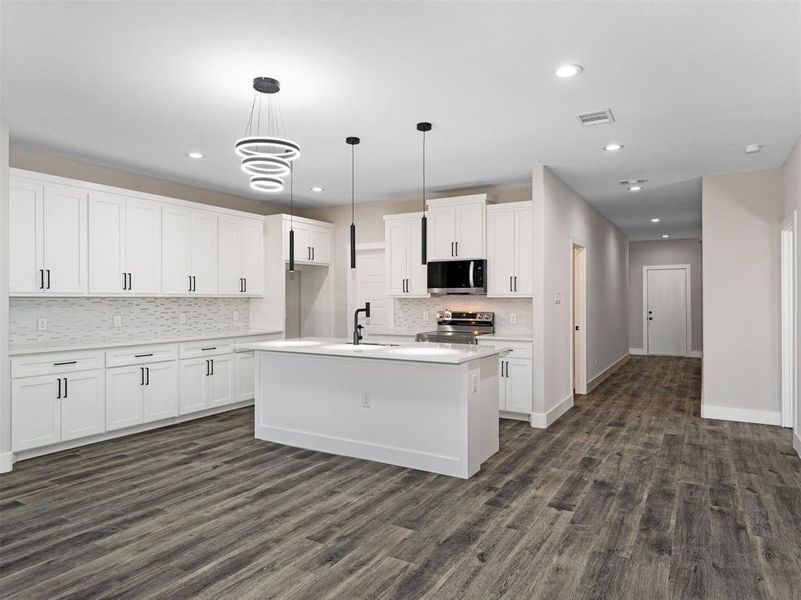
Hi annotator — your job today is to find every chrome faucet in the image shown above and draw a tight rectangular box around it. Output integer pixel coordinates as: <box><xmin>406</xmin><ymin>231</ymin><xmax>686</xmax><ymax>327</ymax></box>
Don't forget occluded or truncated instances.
<box><xmin>353</xmin><ymin>302</ymin><xmax>371</xmax><ymax>345</ymax></box>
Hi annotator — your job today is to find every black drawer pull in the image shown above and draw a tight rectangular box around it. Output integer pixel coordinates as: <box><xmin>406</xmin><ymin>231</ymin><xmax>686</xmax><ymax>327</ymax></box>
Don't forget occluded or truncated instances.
<box><xmin>134</xmin><ymin>353</ymin><xmax>154</xmax><ymax>358</ymax></box>
<box><xmin>201</xmin><ymin>347</ymin><xmax>217</xmax><ymax>351</ymax></box>
<box><xmin>53</xmin><ymin>360</ymin><xmax>77</xmax><ymax>366</ymax></box>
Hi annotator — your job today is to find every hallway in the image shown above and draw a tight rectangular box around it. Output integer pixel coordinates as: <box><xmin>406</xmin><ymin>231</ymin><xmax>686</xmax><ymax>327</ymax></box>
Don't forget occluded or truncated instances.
<box><xmin>1</xmin><ymin>356</ymin><xmax>799</xmax><ymax>599</ymax></box>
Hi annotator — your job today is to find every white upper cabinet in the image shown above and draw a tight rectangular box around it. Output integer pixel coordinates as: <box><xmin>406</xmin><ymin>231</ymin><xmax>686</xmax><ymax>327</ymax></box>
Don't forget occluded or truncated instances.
<box><xmin>487</xmin><ymin>202</ymin><xmax>533</xmax><ymax>297</ymax></box>
<box><xmin>281</xmin><ymin>217</ymin><xmax>332</xmax><ymax>265</ymax></box>
<box><xmin>425</xmin><ymin>194</ymin><xmax>488</xmax><ymax>261</ymax></box>
<box><xmin>89</xmin><ymin>192</ymin><xmax>161</xmax><ymax>295</ymax></box>
<box><xmin>384</xmin><ymin>213</ymin><xmax>429</xmax><ymax>297</ymax></box>
<box><xmin>218</xmin><ymin>215</ymin><xmax>264</xmax><ymax>296</ymax></box>
<box><xmin>9</xmin><ymin>177</ymin><xmax>88</xmax><ymax>295</ymax></box>
<box><xmin>162</xmin><ymin>206</ymin><xmax>218</xmax><ymax>295</ymax></box>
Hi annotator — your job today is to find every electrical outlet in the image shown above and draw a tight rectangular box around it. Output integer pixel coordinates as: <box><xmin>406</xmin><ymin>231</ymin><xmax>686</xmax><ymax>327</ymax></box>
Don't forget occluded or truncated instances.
<box><xmin>37</xmin><ymin>317</ymin><xmax>47</xmax><ymax>331</ymax></box>
<box><xmin>553</xmin><ymin>293</ymin><xmax>562</xmax><ymax>304</ymax></box>
<box><xmin>361</xmin><ymin>392</ymin><xmax>371</xmax><ymax>408</ymax></box>
<box><xmin>471</xmin><ymin>374</ymin><xmax>479</xmax><ymax>393</ymax></box>
<box><xmin>510</xmin><ymin>312</ymin><xmax>517</xmax><ymax>324</ymax></box>
<box><xmin>113</xmin><ymin>315</ymin><xmax>122</xmax><ymax>327</ymax></box>
<box><xmin>233</xmin><ymin>310</ymin><xmax>239</xmax><ymax>322</ymax></box>
<box><xmin>179</xmin><ymin>313</ymin><xmax>186</xmax><ymax>325</ymax></box>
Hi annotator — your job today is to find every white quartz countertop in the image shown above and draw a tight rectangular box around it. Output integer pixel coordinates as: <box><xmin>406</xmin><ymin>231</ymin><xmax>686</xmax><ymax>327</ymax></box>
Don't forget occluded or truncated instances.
<box><xmin>478</xmin><ymin>333</ymin><xmax>533</xmax><ymax>342</ymax></box>
<box><xmin>10</xmin><ymin>328</ymin><xmax>284</xmax><ymax>356</ymax></box>
<box><xmin>236</xmin><ymin>338</ymin><xmax>511</xmax><ymax>365</ymax></box>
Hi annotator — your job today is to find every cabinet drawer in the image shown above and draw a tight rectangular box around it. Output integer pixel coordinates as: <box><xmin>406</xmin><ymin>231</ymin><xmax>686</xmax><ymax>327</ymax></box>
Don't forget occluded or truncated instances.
<box><xmin>179</xmin><ymin>339</ymin><xmax>235</xmax><ymax>359</ymax></box>
<box><xmin>477</xmin><ymin>341</ymin><xmax>532</xmax><ymax>359</ymax></box>
<box><xmin>11</xmin><ymin>350</ymin><xmax>105</xmax><ymax>379</ymax></box>
<box><xmin>106</xmin><ymin>344</ymin><xmax>178</xmax><ymax>367</ymax></box>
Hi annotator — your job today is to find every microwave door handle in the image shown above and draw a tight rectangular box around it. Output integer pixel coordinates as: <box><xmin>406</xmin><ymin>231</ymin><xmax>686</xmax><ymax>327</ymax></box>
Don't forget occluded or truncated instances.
<box><xmin>468</xmin><ymin>261</ymin><xmax>475</xmax><ymax>288</ymax></box>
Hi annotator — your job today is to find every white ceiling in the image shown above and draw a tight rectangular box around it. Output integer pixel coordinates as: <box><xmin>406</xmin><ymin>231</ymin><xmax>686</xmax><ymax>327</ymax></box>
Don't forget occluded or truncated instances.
<box><xmin>2</xmin><ymin>1</ymin><xmax>799</xmax><ymax>240</ymax></box>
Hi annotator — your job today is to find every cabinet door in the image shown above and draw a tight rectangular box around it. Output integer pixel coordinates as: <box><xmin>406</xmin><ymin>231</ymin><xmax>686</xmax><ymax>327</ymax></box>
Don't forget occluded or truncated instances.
<box><xmin>179</xmin><ymin>358</ymin><xmax>207</xmax><ymax>414</ymax></box>
<box><xmin>11</xmin><ymin>375</ymin><xmax>61</xmax><ymax>451</ymax></box>
<box><xmin>497</xmin><ymin>358</ymin><xmax>507</xmax><ymax>410</ymax></box>
<box><xmin>487</xmin><ymin>210</ymin><xmax>516</xmax><ymax>296</ymax></box>
<box><xmin>143</xmin><ymin>362</ymin><xmax>178</xmax><ymax>422</ymax></box>
<box><xmin>308</xmin><ymin>226</ymin><xmax>331</xmax><ymax>264</ymax></box>
<box><xmin>514</xmin><ymin>208</ymin><xmax>533</xmax><ymax>296</ymax></box>
<box><xmin>385</xmin><ymin>220</ymin><xmax>408</xmax><ymax>297</ymax></box>
<box><xmin>191</xmin><ymin>211</ymin><xmax>218</xmax><ymax>295</ymax></box>
<box><xmin>125</xmin><ymin>199</ymin><xmax>162</xmax><ymax>295</ymax></box>
<box><xmin>407</xmin><ymin>219</ymin><xmax>429</xmax><ymax>296</ymax></box>
<box><xmin>240</xmin><ymin>219</ymin><xmax>264</xmax><ymax>296</ymax></box>
<box><xmin>61</xmin><ymin>369</ymin><xmax>105</xmax><ymax>442</ymax></box>
<box><xmin>42</xmin><ymin>184</ymin><xmax>88</xmax><ymax>294</ymax></box>
<box><xmin>88</xmin><ymin>192</ymin><xmax>125</xmax><ymax>294</ymax></box>
<box><xmin>283</xmin><ymin>220</ymin><xmax>309</xmax><ymax>263</ymax></box>
<box><xmin>9</xmin><ymin>178</ymin><xmax>43</xmax><ymax>294</ymax></box>
<box><xmin>218</xmin><ymin>216</ymin><xmax>243</xmax><ymax>295</ymax></box>
<box><xmin>235</xmin><ymin>352</ymin><xmax>255</xmax><ymax>402</ymax></box>
<box><xmin>162</xmin><ymin>206</ymin><xmax>193</xmax><ymax>294</ymax></box>
<box><xmin>427</xmin><ymin>206</ymin><xmax>455</xmax><ymax>261</ymax></box>
<box><xmin>505</xmin><ymin>359</ymin><xmax>533</xmax><ymax>414</ymax></box>
<box><xmin>206</xmin><ymin>355</ymin><xmax>235</xmax><ymax>408</ymax></box>
<box><xmin>454</xmin><ymin>202</ymin><xmax>485</xmax><ymax>259</ymax></box>
<box><xmin>106</xmin><ymin>366</ymin><xmax>144</xmax><ymax>431</ymax></box>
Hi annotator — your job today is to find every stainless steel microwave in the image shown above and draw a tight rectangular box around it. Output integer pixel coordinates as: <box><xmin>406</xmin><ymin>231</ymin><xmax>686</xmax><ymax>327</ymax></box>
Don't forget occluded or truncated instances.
<box><xmin>427</xmin><ymin>260</ymin><xmax>486</xmax><ymax>295</ymax></box>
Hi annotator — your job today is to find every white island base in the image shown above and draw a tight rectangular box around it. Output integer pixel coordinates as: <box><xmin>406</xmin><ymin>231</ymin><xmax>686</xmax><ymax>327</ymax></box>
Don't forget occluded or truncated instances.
<box><xmin>251</xmin><ymin>342</ymin><xmax>503</xmax><ymax>478</ymax></box>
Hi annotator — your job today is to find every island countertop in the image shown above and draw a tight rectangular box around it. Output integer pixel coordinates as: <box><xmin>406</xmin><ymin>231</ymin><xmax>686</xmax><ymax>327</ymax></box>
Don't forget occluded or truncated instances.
<box><xmin>235</xmin><ymin>337</ymin><xmax>510</xmax><ymax>365</ymax></box>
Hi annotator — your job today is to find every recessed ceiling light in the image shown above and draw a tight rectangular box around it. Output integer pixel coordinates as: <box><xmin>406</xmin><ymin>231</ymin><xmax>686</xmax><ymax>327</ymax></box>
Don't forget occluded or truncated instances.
<box><xmin>661</xmin><ymin>234</ymin><xmax>670</xmax><ymax>239</ymax></box>
<box><xmin>651</xmin><ymin>218</ymin><xmax>661</xmax><ymax>223</ymax></box>
<box><xmin>310</xmin><ymin>186</ymin><xmax>324</xmax><ymax>192</ymax></box>
<box><xmin>629</xmin><ymin>186</ymin><xmax>643</xmax><ymax>192</ymax></box>
<box><xmin>556</xmin><ymin>64</ymin><xmax>583</xmax><ymax>78</ymax></box>
<box><xmin>603</xmin><ymin>143</ymin><xmax>623</xmax><ymax>152</ymax></box>
<box><xmin>186</xmin><ymin>152</ymin><xmax>204</xmax><ymax>159</ymax></box>
<box><xmin>744</xmin><ymin>144</ymin><xmax>761</xmax><ymax>154</ymax></box>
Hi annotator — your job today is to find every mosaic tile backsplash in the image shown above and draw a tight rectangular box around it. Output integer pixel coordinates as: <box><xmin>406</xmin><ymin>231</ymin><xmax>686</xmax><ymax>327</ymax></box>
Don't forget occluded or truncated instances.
<box><xmin>10</xmin><ymin>297</ymin><xmax>250</xmax><ymax>346</ymax></box>
<box><xmin>393</xmin><ymin>297</ymin><xmax>533</xmax><ymax>333</ymax></box>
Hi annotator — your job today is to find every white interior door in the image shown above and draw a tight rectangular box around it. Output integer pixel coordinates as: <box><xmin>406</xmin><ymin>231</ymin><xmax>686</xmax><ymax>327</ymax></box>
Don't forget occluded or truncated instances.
<box><xmin>572</xmin><ymin>245</ymin><xmax>587</xmax><ymax>393</ymax></box>
<box><xmin>780</xmin><ymin>217</ymin><xmax>796</xmax><ymax>428</ymax></box>
<box><xmin>646</xmin><ymin>268</ymin><xmax>688</xmax><ymax>356</ymax></box>
<box><xmin>355</xmin><ymin>249</ymin><xmax>389</xmax><ymax>334</ymax></box>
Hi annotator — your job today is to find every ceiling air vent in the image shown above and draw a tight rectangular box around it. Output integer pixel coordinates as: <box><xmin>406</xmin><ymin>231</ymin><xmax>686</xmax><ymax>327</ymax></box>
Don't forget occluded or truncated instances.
<box><xmin>576</xmin><ymin>109</ymin><xmax>615</xmax><ymax>127</ymax></box>
<box><xmin>619</xmin><ymin>178</ymin><xmax>647</xmax><ymax>186</ymax></box>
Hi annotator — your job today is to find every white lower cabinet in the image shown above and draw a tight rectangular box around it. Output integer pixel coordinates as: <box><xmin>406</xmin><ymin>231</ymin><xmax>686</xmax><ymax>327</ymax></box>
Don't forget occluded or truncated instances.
<box><xmin>179</xmin><ymin>354</ymin><xmax>234</xmax><ymax>415</ymax></box>
<box><xmin>235</xmin><ymin>352</ymin><xmax>256</xmax><ymax>402</ymax></box>
<box><xmin>12</xmin><ymin>369</ymin><xmax>105</xmax><ymax>451</ymax></box>
<box><xmin>106</xmin><ymin>361</ymin><xmax>178</xmax><ymax>431</ymax></box>
<box><xmin>501</xmin><ymin>358</ymin><xmax>533</xmax><ymax>414</ymax></box>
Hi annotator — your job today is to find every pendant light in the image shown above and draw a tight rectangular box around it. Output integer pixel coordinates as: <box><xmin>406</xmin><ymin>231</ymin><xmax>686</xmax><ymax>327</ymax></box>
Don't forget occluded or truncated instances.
<box><xmin>288</xmin><ymin>162</ymin><xmax>295</xmax><ymax>272</ymax></box>
<box><xmin>235</xmin><ymin>77</ymin><xmax>300</xmax><ymax>193</ymax></box>
<box><xmin>346</xmin><ymin>136</ymin><xmax>360</xmax><ymax>269</ymax></box>
<box><xmin>417</xmin><ymin>122</ymin><xmax>432</xmax><ymax>264</ymax></box>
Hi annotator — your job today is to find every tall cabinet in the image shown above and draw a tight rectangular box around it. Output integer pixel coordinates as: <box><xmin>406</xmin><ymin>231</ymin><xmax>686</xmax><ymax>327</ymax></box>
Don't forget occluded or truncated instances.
<box><xmin>384</xmin><ymin>213</ymin><xmax>429</xmax><ymax>297</ymax></box>
<box><xmin>486</xmin><ymin>202</ymin><xmax>533</xmax><ymax>297</ymax></box>
<box><xmin>9</xmin><ymin>178</ymin><xmax>88</xmax><ymax>295</ymax></box>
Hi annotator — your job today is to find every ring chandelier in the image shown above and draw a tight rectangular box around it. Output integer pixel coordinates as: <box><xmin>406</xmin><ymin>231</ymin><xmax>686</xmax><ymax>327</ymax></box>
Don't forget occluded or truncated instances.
<box><xmin>235</xmin><ymin>77</ymin><xmax>300</xmax><ymax>193</ymax></box>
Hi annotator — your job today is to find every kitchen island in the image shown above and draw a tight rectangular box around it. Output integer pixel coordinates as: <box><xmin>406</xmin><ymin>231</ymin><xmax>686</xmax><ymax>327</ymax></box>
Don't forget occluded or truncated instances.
<box><xmin>237</xmin><ymin>338</ymin><xmax>508</xmax><ymax>478</ymax></box>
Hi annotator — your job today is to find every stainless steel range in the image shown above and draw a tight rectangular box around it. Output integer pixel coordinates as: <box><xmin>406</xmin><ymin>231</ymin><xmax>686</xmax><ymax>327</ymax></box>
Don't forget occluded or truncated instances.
<box><xmin>415</xmin><ymin>310</ymin><xmax>494</xmax><ymax>345</ymax></box>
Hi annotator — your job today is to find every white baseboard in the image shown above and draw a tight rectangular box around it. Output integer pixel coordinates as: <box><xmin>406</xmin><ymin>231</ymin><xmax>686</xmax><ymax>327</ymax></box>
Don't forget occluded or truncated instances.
<box><xmin>701</xmin><ymin>404</ymin><xmax>781</xmax><ymax>426</ymax></box>
<box><xmin>499</xmin><ymin>410</ymin><xmax>529</xmax><ymax>422</ymax></box>
<box><xmin>586</xmin><ymin>353</ymin><xmax>630</xmax><ymax>394</ymax></box>
<box><xmin>629</xmin><ymin>347</ymin><xmax>701</xmax><ymax>358</ymax></box>
<box><xmin>530</xmin><ymin>394</ymin><xmax>574</xmax><ymax>429</ymax></box>
<box><xmin>0</xmin><ymin>452</ymin><xmax>13</xmax><ymax>474</ymax></box>
<box><xmin>629</xmin><ymin>347</ymin><xmax>645</xmax><ymax>355</ymax></box>
<box><xmin>689</xmin><ymin>350</ymin><xmax>703</xmax><ymax>358</ymax></box>
<box><xmin>794</xmin><ymin>430</ymin><xmax>801</xmax><ymax>458</ymax></box>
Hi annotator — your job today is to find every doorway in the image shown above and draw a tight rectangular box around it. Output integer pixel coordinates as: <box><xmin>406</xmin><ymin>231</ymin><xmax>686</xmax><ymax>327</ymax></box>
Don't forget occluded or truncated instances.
<box><xmin>643</xmin><ymin>265</ymin><xmax>691</xmax><ymax>356</ymax></box>
<box><xmin>571</xmin><ymin>243</ymin><xmax>587</xmax><ymax>394</ymax></box>
<box><xmin>780</xmin><ymin>213</ymin><xmax>797</xmax><ymax>428</ymax></box>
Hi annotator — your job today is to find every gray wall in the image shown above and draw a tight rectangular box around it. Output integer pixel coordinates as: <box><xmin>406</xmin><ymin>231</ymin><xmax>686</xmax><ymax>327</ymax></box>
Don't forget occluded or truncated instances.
<box><xmin>629</xmin><ymin>239</ymin><xmax>703</xmax><ymax>353</ymax></box>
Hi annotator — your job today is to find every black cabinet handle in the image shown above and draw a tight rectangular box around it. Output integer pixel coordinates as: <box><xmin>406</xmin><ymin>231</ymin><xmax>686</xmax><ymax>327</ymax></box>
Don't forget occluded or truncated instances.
<box><xmin>57</xmin><ymin>377</ymin><xmax>62</xmax><ymax>399</ymax></box>
<box><xmin>64</xmin><ymin>377</ymin><xmax>67</xmax><ymax>398</ymax></box>
<box><xmin>451</xmin><ymin>242</ymin><xmax>454</xmax><ymax>257</ymax></box>
<box><xmin>40</xmin><ymin>269</ymin><xmax>45</xmax><ymax>289</ymax></box>
<box><xmin>514</xmin><ymin>276</ymin><xmax>517</xmax><ymax>292</ymax></box>
<box><xmin>146</xmin><ymin>367</ymin><xmax>150</xmax><ymax>386</ymax></box>
<box><xmin>201</xmin><ymin>347</ymin><xmax>216</xmax><ymax>351</ymax></box>
<box><xmin>134</xmin><ymin>353</ymin><xmax>153</xmax><ymax>358</ymax></box>
<box><xmin>240</xmin><ymin>278</ymin><xmax>243</xmax><ymax>293</ymax></box>
<box><xmin>509</xmin><ymin>276</ymin><xmax>513</xmax><ymax>292</ymax></box>
<box><xmin>46</xmin><ymin>269</ymin><xmax>51</xmax><ymax>289</ymax></box>
<box><xmin>54</xmin><ymin>360</ymin><xmax>77</xmax><ymax>366</ymax></box>
<box><xmin>140</xmin><ymin>367</ymin><xmax>145</xmax><ymax>386</ymax></box>
<box><xmin>210</xmin><ymin>359</ymin><xmax>214</xmax><ymax>376</ymax></box>
<box><xmin>244</xmin><ymin>278</ymin><xmax>247</xmax><ymax>293</ymax></box>
<box><xmin>455</xmin><ymin>242</ymin><xmax>458</xmax><ymax>257</ymax></box>
<box><xmin>205</xmin><ymin>359</ymin><xmax>210</xmax><ymax>376</ymax></box>
<box><xmin>189</xmin><ymin>275</ymin><xmax>193</xmax><ymax>292</ymax></box>
<box><xmin>128</xmin><ymin>273</ymin><xmax>132</xmax><ymax>290</ymax></box>
<box><xmin>123</xmin><ymin>272</ymin><xmax>127</xmax><ymax>291</ymax></box>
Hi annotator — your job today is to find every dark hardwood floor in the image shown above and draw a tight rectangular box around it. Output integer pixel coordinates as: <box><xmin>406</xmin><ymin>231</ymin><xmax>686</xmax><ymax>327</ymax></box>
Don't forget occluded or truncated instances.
<box><xmin>1</xmin><ymin>356</ymin><xmax>799</xmax><ymax>599</ymax></box>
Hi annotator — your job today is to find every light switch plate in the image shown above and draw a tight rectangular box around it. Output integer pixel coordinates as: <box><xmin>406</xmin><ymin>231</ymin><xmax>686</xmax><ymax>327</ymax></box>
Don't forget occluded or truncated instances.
<box><xmin>554</xmin><ymin>293</ymin><xmax>562</xmax><ymax>304</ymax></box>
<box><xmin>37</xmin><ymin>317</ymin><xmax>47</xmax><ymax>331</ymax></box>
<box><xmin>361</xmin><ymin>392</ymin><xmax>371</xmax><ymax>408</ymax></box>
